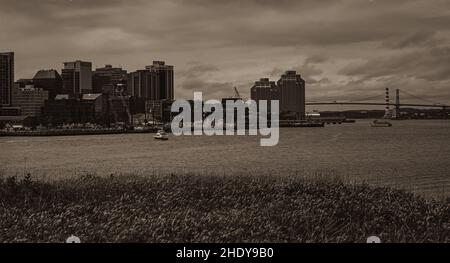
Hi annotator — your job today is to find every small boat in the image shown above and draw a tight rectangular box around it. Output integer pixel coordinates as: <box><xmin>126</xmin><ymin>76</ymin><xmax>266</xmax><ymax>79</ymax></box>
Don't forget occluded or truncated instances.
<box><xmin>154</xmin><ymin>130</ymin><xmax>169</xmax><ymax>140</ymax></box>
<box><xmin>371</xmin><ymin>120</ymin><xmax>392</xmax><ymax>127</ymax></box>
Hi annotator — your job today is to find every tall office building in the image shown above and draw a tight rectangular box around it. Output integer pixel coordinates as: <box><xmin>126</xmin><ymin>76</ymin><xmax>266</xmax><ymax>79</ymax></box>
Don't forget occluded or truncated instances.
<box><xmin>128</xmin><ymin>61</ymin><xmax>174</xmax><ymax>100</ymax></box>
<box><xmin>33</xmin><ymin>69</ymin><xmax>62</xmax><ymax>99</ymax></box>
<box><xmin>277</xmin><ymin>71</ymin><xmax>306</xmax><ymax>119</ymax></box>
<box><xmin>0</xmin><ymin>52</ymin><xmax>14</xmax><ymax>106</ymax></box>
<box><xmin>62</xmin><ymin>60</ymin><xmax>92</xmax><ymax>95</ymax></box>
<box><xmin>92</xmin><ymin>64</ymin><xmax>127</xmax><ymax>95</ymax></box>
<box><xmin>145</xmin><ymin>61</ymin><xmax>174</xmax><ymax>100</ymax></box>
<box><xmin>127</xmin><ymin>70</ymin><xmax>159</xmax><ymax>99</ymax></box>
<box><xmin>250</xmin><ymin>78</ymin><xmax>280</xmax><ymax>103</ymax></box>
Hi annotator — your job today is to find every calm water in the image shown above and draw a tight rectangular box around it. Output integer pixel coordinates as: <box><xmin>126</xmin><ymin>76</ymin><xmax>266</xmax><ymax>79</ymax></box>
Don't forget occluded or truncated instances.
<box><xmin>1</xmin><ymin>120</ymin><xmax>449</xmax><ymax>198</ymax></box>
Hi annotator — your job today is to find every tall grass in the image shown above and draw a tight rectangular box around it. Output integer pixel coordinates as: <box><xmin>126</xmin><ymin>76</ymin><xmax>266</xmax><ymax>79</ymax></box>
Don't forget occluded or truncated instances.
<box><xmin>0</xmin><ymin>173</ymin><xmax>448</xmax><ymax>243</ymax></box>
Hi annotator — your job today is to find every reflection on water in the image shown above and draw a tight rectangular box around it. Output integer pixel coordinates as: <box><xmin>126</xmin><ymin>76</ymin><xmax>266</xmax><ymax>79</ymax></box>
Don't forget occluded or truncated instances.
<box><xmin>1</xmin><ymin>120</ymin><xmax>449</xmax><ymax>198</ymax></box>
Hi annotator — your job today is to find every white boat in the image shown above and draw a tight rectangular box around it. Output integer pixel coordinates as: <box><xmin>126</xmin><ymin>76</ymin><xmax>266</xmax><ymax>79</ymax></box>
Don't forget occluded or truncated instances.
<box><xmin>371</xmin><ymin>120</ymin><xmax>392</xmax><ymax>127</ymax></box>
<box><xmin>154</xmin><ymin>130</ymin><xmax>169</xmax><ymax>140</ymax></box>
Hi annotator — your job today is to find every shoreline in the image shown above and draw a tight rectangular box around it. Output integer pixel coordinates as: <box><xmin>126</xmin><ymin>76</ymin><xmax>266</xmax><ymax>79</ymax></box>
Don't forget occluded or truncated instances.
<box><xmin>0</xmin><ymin>128</ymin><xmax>157</xmax><ymax>137</ymax></box>
<box><xmin>0</xmin><ymin>124</ymin><xmax>323</xmax><ymax>137</ymax></box>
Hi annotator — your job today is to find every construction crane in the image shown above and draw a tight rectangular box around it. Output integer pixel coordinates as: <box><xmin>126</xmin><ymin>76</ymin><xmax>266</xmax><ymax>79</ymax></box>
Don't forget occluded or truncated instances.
<box><xmin>234</xmin><ymin>86</ymin><xmax>241</xmax><ymax>99</ymax></box>
<box><xmin>115</xmin><ymin>83</ymin><xmax>133</xmax><ymax>129</ymax></box>
<box><xmin>231</xmin><ymin>86</ymin><xmax>247</xmax><ymax>100</ymax></box>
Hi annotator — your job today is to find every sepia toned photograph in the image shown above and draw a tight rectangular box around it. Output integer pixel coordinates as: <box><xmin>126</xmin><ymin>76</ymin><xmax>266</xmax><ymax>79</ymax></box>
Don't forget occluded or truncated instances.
<box><xmin>0</xmin><ymin>0</ymin><xmax>449</xmax><ymax>246</ymax></box>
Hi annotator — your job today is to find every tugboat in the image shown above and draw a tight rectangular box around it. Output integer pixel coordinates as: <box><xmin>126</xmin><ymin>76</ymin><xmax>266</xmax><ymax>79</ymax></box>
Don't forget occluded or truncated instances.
<box><xmin>371</xmin><ymin>120</ymin><xmax>392</xmax><ymax>127</ymax></box>
<box><xmin>154</xmin><ymin>130</ymin><xmax>169</xmax><ymax>140</ymax></box>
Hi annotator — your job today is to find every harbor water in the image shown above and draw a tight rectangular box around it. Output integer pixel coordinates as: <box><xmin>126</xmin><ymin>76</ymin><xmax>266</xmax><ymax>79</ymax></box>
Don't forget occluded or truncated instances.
<box><xmin>1</xmin><ymin>119</ymin><xmax>449</xmax><ymax>199</ymax></box>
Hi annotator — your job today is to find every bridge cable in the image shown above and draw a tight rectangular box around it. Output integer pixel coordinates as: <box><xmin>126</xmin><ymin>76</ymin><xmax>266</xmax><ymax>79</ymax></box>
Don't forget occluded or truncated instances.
<box><xmin>347</xmin><ymin>93</ymin><xmax>385</xmax><ymax>103</ymax></box>
<box><xmin>307</xmin><ymin>93</ymin><xmax>385</xmax><ymax>104</ymax></box>
<box><xmin>400</xmin><ymin>89</ymin><xmax>443</xmax><ymax>105</ymax></box>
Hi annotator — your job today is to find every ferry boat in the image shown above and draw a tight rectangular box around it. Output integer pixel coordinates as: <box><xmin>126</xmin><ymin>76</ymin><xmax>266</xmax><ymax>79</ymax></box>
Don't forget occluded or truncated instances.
<box><xmin>154</xmin><ymin>130</ymin><xmax>169</xmax><ymax>140</ymax></box>
<box><xmin>371</xmin><ymin>120</ymin><xmax>392</xmax><ymax>127</ymax></box>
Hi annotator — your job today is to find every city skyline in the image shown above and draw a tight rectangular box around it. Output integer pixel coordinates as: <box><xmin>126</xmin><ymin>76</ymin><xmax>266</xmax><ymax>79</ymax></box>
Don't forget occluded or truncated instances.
<box><xmin>2</xmin><ymin>52</ymin><xmax>449</xmax><ymax>112</ymax></box>
<box><xmin>1</xmin><ymin>0</ymin><xmax>450</xmax><ymax>104</ymax></box>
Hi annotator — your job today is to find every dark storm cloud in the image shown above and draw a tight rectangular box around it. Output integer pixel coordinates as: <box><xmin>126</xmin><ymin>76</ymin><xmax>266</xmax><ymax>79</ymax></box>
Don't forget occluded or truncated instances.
<box><xmin>305</xmin><ymin>55</ymin><xmax>329</xmax><ymax>65</ymax></box>
<box><xmin>2</xmin><ymin>0</ymin><xmax>450</xmax><ymax>48</ymax></box>
<box><xmin>1</xmin><ymin>0</ymin><xmax>450</xmax><ymax>102</ymax></box>
<box><xmin>0</xmin><ymin>0</ymin><xmax>131</xmax><ymax>20</ymax></box>
<box><xmin>180</xmin><ymin>79</ymin><xmax>235</xmax><ymax>98</ymax></box>
<box><xmin>380</xmin><ymin>31</ymin><xmax>441</xmax><ymax>49</ymax></box>
<box><xmin>339</xmin><ymin>46</ymin><xmax>450</xmax><ymax>82</ymax></box>
<box><xmin>267</xmin><ymin>57</ymin><xmax>324</xmax><ymax>84</ymax></box>
<box><xmin>179</xmin><ymin>63</ymin><xmax>220</xmax><ymax>79</ymax></box>
<box><xmin>308</xmin><ymin>77</ymin><xmax>331</xmax><ymax>85</ymax></box>
<box><xmin>176</xmin><ymin>0</ymin><xmax>337</xmax><ymax>10</ymax></box>
<box><xmin>0</xmin><ymin>0</ymin><xmax>131</xmax><ymax>37</ymax></box>
<box><xmin>156</xmin><ymin>0</ymin><xmax>450</xmax><ymax>48</ymax></box>
<box><xmin>6</xmin><ymin>0</ymin><xmax>447</xmax><ymax>49</ymax></box>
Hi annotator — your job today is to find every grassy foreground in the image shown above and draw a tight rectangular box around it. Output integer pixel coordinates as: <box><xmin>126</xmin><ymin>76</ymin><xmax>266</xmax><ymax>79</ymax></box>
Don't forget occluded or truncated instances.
<box><xmin>0</xmin><ymin>174</ymin><xmax>448</xmax><ymax>243</ymax></box>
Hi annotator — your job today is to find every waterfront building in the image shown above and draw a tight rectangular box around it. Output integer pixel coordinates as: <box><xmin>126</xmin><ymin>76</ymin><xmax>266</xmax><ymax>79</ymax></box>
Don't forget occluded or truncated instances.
<box><xmin>15</xmin><ymin>79</ymin><xmax>33</xmax><ymax>88</ymax></box>
<box><xmin>0</xmin><ymin>52</ymin><xmax>14</xmax><ymax>106</ymax></box>
<box><xmin>42</xmin><ymin>96</ymin><xmax>80</xmax><ymax>125</ymax></box>
<box><xmin>145</xmin><ymin>61</ymin><xmax>174</xmax><ymax>100</ymax></box>
<box><xmin>250</xmin><ymin>71</ymin><xmax>306</xmax><ymax>120</ymax></box>
<box><xmin>277</xmin><ymin>70</ymin><xmax>306</xmax><ymax>119</ymax></box>
<box><xmin>127</xmin><ymin>70</ymin><xmax>159</xmax><ymax>99</ymax></box>
<box><xmin>82</xmin><ymin>93</ymin><xmax>104</xmax><ymax>116</ymax></box>
<box><xmin>145</xmin><ymin>99</ymin><xmax>174</xmax><ymax>123</ymax></box>
<box><xmin>0</xmin><ymin>106</ymin><xmax>21</xmax><ymax>116</ymax></box>
<box><xmin>62</xmin><ymin>60</ymin><xmax>92</xmax><ymax>95</ymax></box>
<box><xmin>129</xmin><ymin>96</ymin><xmax>145</xmax><ymax>115</ymax></box>
<box><xmin>250</xmin><ymin>78</ymin><xmax>280</xmax><ymax>104</ymax></box>
<box><xmin>42</xmin><ymin>94</ymin><xmax>104</xmax><ymax>125</ymax></box>
<box><xmin>12</xmin><ymin>85</ymin><xmax>49</xmax><ymax>117</ymax></box>
<box><xmin>109</xmin><ymin>96</ymin><xmax>131</xmax><ymax>123</ymax></box>
<box><xmin>33</xmin><ymin>69</ymin><xmax>62</xmax><ymax>99</ymax></box>
<box><xmin>92</xmin><ymin>64</ymin><xmax>127</xmax><ymax>95</ymax></box>
<box><xmin>127</xmin><ymin>61</ymin><xmax>174</xmax><ymax>100</ymax></box>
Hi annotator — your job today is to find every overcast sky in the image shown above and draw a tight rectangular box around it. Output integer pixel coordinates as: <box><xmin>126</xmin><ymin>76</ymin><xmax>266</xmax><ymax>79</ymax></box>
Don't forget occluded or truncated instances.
<box><xmin>1</xmin><ymin>0</ymin><xmax>449</xmax><ymax>107</ymax></box>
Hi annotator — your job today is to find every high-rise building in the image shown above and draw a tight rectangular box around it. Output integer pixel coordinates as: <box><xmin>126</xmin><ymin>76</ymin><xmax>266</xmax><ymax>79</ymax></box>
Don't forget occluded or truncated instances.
<box><xmin>277</xmin><ymin>71</ymin><xmax>306</xmax><ymax>119</ymax></box>
<box><xmin>145</xmin><ymin>61</ymin><xmax>174</xmax><ymax>100</ymax></box>
<box><xmin>62</xmin><ymin>60</ymin><xmax>92</xmax><ymax>95</ymax></box>
<box><xmin>0</xmin><ymin>52</ymin><xmax>14</xmax><ymax>106</ymax></box>
<box><xmin>250</xmin><ymin>78</ymin><xmax>280</xmax><ymax>104</ymax></box>
<box><xmin>33</xmin><ymin>69</ymin><xmax>62</xmax><ymax>99</ymax></box>
<box><xmin>127</xmin><ymin>61</ymin><xmax>174</xmax><ymax>100</ymax></box>
<box><xmin>92</xmin><ymin>64</ymin><xmax>127</xmax><ymax>95</ymax></box>
<box><xmin>127</xmin><ymin>70</ymin><xmax>159</xmax><ymax>99</ymax></box>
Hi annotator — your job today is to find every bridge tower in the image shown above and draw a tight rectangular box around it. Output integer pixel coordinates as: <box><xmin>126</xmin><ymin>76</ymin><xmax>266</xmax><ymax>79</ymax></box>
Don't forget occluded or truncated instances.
<box><xmin>443</xmin><ymin>106</ymin><xmax>449</xmax><ymax>119</ymax></box>
<box><xmin>383</xmin><ymin>88</ymin><xmax>392</xmax><ymax>119</ymax></box>
<box><xmin>393</xmin><ymin>89</ymin><xmax>400</xmax><ymax>119</ymax></box>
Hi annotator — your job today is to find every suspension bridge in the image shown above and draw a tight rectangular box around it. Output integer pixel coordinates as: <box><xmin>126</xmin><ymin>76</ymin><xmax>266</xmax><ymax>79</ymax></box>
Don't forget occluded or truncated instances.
<box><xmin>306</xmin><ymin>88</ymin><xmax>450</xmax><ymax>110</ymax></box>
<box><xmin>306</xmin><ymin>88</ymin><xmax>449</xmax><ymax>118</ymax></box>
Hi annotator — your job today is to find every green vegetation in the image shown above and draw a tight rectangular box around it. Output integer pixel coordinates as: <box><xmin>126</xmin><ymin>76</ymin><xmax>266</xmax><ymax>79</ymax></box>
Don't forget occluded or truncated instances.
<box><xmin>0</xmin><ymin>174</ymin><xmax>448</xmax><ymax>243</ymax></box>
